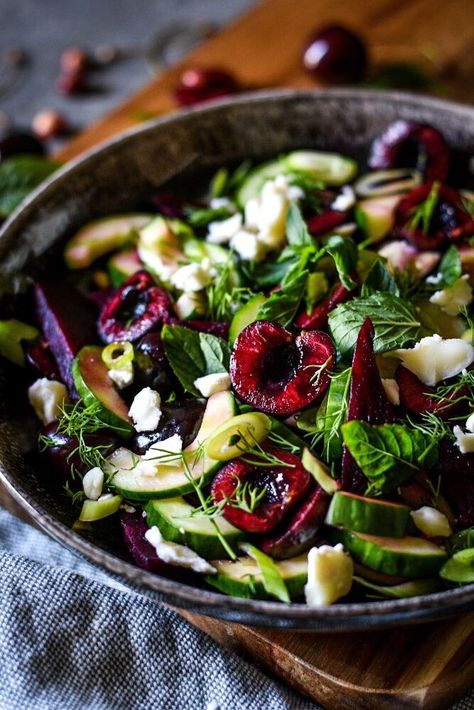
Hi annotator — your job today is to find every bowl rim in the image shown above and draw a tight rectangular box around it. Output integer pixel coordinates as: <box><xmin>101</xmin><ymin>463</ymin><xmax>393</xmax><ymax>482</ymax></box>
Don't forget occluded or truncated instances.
<box><xmin>1</xmin><ymin>87</ymin><xmax>473</xmax><ymax>630</ymax></box>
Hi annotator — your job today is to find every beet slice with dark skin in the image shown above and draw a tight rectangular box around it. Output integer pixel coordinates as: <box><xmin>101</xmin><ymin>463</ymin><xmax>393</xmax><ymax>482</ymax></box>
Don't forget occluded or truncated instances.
<box><xmin>180</xmin><ymin>319</ymin><xmax>230</xmax><ymax>340</ymax></box>
<box><xmin>396</xmin><ymin>365</ymin><xmax>467</xmax><ymax>419</ymax></box>
<box><xmin>132</xmin><ymin>399</ymin><xmax>206</xmax><ymax>454</ymax></box>
<box><xmin>120</xmin><ymin>511</ymin><xmax>166</xmax><ymax>573</ymax></box>
<box><xmin>368</xmin><ymin>120</ymin><xmax>449</xmax><ymax>182</ymax></box>
<box><xmin>35</xmin><ymin>280</ymin><xmax>98</xmax><ymax>394</ymax></box>
<box><xmin>294</xmin><ymin>281</ymin><xmax>352</xmax><ymax>330</ymax></box>
<box><xmin>230</xmin><ymin>321</ymin><xmax>335</xmax><ymax>415</ymax></box>
<box><xmin>211</xmin><ymin>446</ymin><xmax>311</xmax><ymax>533</ymax></box>
<box><xmin>435</xmin><ymin>441</ymin><xmax>474</xmax><ymax>527</ymax></box>
<box><xmin>340</xmin><ymin>318</ymin><xmax>395</xmax><ymax>493</ymax></box>
<box><xmin>25</xmin><ymin>339</ymin><xmax>60</xmax><ymax>380</ymax></box>
<box><xmin>133</xmin><ymin>332</ymin><xmax>177</xmax><ymax>399</ymax></box>
<box><xmin>307</xmin><ymin>209</ymin><xmax>350</xmax><ymax>236</ymax></box>
<box><xmin>261</xmin><ymin>485</ymin><xmax>329</xmax><ymax>559</ymax></box>
<box><xmin>98</xmin><ymin>270</ymin><xmax>173</xmax><ymax>343</ymax></box>
<box><xmin>395</xmin><ymin>184</ymin><xmax>474</xmax><ymax>251</ymax></box>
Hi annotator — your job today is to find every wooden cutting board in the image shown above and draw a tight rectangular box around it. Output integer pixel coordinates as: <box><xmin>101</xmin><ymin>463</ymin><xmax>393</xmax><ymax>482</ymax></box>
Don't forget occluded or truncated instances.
<box><xmin>2</xmin><ymin>0</ymin><xmax>474</xmax><ymax>707</ymax></box>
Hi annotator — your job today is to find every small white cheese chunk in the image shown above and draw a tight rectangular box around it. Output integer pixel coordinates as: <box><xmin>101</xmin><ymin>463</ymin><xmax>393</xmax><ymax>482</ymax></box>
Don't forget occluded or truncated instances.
<box><xmin>209</xmin><ymin>197</ymin><xmax>235</xmax><ymax>211</ymax></box>
<box><xmin>105</xmin><ymin>447</ymin><xmax>137</xmax><ymax>476</ymax></box>
<box><xmin>453</xmin><ymin>425</ymin><xmax>474</xmax><ymax>454</ymax></box>
<box><xmin>244</xmin><ymin>175</ymin><xmax>303</xmax><ymax>252</ymax></box>
<box><xmin>108</xmin><ymin>363</ymin><xmax>134</xmax><ymax>390</ymax></box>
<box><xmin>229</xmin><ymin>229</ymin><xmax>268</xmax><ymax>262</ymax></box>
<box><xmin>170</xmin><ymin>259</ymin><xmax>214</xmax><ymax>292</ymax></box>
<box><xmin>82</xmin><ymin>467</ymin><xmax>104</xmax><ymax>501</ymax></box>
<box><xmin>121</xmin><ymin>504</ymin><xmax>136</xmax><ymax>514</ymax></box>
<box><xmin>410</xmin><ymin>506</ymin><xmax>452</xmax><ymax>537</ymax></box>
<box><xmin>173</xmin><ymin>292</ymin><xmax>205</xmax><ymax>319</ymax></box>
<box><xmin>145</xmin><ymin>526</ymin><xmax>216</xmax><ymax>574</ymax></box>
<box><xmin>304</xmin><ymin>544</ymin><xmax>353</xmax><ymax>607</ymax></box>
<box><xmin>429</xmin><ymin>275</ymin><xmax>473</xmax><ymax>316</ymax></box>
<box><xmin>207</xmin><ymin>212</ymin><xmax>242</xmax><ymax>245</ymax></box>
<box><xmin>28</xmin><ymin>378</ymin><xmax>69</xmax><ymax>425</ymax></box>
<box><xmin>140</xmin><ymin>434</ymin><xmax>183</xmax><ymax>474</ymax></box>
<box><xmin>194</xmin><ymin>372</ymin><xmax>231</xmax><ymax>398</ymax></box>
<box><xmin>381</xmin><ymin>378</ymin><xmax>400</xmax><ymax>406</ymax></box>
<box><xmin>331</xmin><ymin>185</ymin><xmax>356</xmax><ymax>212</ymax></box>
<box><xmin>391</xmin><ymin>334</ymin><xmax>474</xmax><ymax>387</ymax></box>
<box><xmin>98</xmin><ymin>493</ymin><xmax>114</xmax><ymax>502</ymax></box>
<box><xmin>128</xmin><ymin>387</ymin><xmax>162</xmax><ymax>432</ymax></box>
<box><xmin>466</xmin><ymin>412</ymin><xmax>474</xmax><ymax>433</ymax></box>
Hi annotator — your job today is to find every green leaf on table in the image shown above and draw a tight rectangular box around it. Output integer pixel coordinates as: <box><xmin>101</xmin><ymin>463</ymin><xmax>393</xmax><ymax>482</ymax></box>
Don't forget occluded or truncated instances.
<box><xmin>239</xmin><ymin>542</ymin><xmax>290</xmax><ymax>603</ymax></box>
<box><xmin>361</xmin><ymin>259</ymin><xmax>399</xmax><ymax>297</ymax></box>
<box><xmin>323</xmin><ymin>235</ymin><xmax>357</xmax><ymax>290</ymax></box>
<box><xmin>0</xmin><ymin>156</ymin><xmax>59</xmax><ymax>217</ymax></box>
<box><xmin>328</xmin><ymin>292</ymin><xmax>420</xmax><ymax>357</ymax></box>
<box><xmin>341</xmin><ymin>420</ymin><xmax>438</xmax><ymax>493</ymax></box>
<box><xmin>162</xmin><ymin>324</ymin><xmax>230</xmax><ymax>395</ymax></box>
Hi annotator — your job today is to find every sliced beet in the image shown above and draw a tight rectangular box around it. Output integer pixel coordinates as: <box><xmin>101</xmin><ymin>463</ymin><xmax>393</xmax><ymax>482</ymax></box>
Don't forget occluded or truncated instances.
<box><xmin>435</xmin><ymin>441</ymin><xmax>474</xmax><ymax>527</ymax></box>
<box><xmin>98</xmin><ymin>270</ymin><xmax>173</xmax><ymax>343</ymax></box>
<box><xmin>25</xmin><ymin>339</ymin><xmax>60</xmax><ymax>380</ymax></box>
<box><xmin>294</xmin><ymin>281</ymin><xmax>351</xmax><ymax>330</ymax></box>
<box><xmin>340</xmin><ymin>318</ymin><xmax>394</xmax><ymax>492</ymax></box>
<box><xmin>307</xmin><ymin>209</ymin><xmax>350</xmax><ymax>236</ymax></box>
<box><xmin>134</xmin><ymin>332</ymin><xmax>177</xmax><ymax>398</ymax></box>
<box><xmin>230</xmin><ymin>321</ymin><xmax>335</xmax><ymax>415</ymax></box>
<box><xmin>395</xmin><ymin>184</ymin><xmax>474</xmax><ymax>251</ymax></box>
<box><xmin>181</xmin><ymin>319</ymin><xmax>230</xmax><ymax>340</ymax></box>
<box><xmin>120</xmin><ymin>511</ymin><xmax>166</xmax><ymax>572</ymax></box>
<box><xmin>151</xmin><ymin>192</ymin><xmax>185</xmax><ymax>219</ymax></box>
<box><xmin>132</xmin><ymin>399</ymin><xmax>206</xmax><ymax>454</ymax></box>
<box><xmin>368</xmin><ymin>120</ymin><xmax>449</xmax><ymax>182</ymax></box>
<box><xmin>35</xmin><ymin>280</ymin><xmax>97</xmax><ymax>394</ymax></box>
<box><xmin>396</xmin><ymin>365</ymin><xmax>466</xmax><ymax>418</ymax></box>
<box><xmin>261</xmin><ymin>485</ymin><xmax>329</xmax><ymax>559</ymax></box>
<box><xmin>210</xmin><ymin>446</ymin><xmax>311</xmax><ymax>533</ymax></box>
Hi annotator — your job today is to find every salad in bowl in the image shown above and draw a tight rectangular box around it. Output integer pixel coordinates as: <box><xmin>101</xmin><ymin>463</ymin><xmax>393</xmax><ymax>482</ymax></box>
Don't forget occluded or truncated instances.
<box><xmin>6</xmin><ymin>114</ymin><xmax>474</xmax><ymax>609</ymax></box>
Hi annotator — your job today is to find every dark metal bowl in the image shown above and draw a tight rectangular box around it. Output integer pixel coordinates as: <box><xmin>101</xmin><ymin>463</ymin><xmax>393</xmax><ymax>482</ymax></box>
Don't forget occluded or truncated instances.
<box><xmin>0</xmin><ymin>89</ymin><xmax>473</xmax><ymax>631</ymax></box>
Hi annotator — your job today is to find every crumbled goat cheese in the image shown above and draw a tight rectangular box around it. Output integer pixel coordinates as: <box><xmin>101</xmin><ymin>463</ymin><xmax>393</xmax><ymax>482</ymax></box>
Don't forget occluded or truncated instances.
<box><xmin>171</xmin><ymin>259</ymin><xmax>215</xmax><ymax>292</ymax></box>
<box><xmin>429</xmin><ymin>275</ymin><xmax>473</xmax><ymax>316</ymax></box>
<box><xmin>209</xmin><ymin>197</ymin><xmax>235</xmax><ymax>211</ymax></box>
<box><xmin>229</xmin><ymin>228</ymin><xmax>268</xmax><ymax>262</ymax></box>
<box><xmin>453</xmin><ymin>425</ymin><xmax>474</xmax><ymax>454</ymax></box>
<box><xmin>245</xmin><ymin>175</ymin><xmax>303</xmax><ymax>251</ymax></box>
<box><xmin>466</xmin><ymin>412</ymin><xmax>474</xmax><ymax>432</ymax></box>
<box><xmin>82</xmin><ymin>467</ymin><xmax>104</xmax><ymax>501</ymax></box>
<box><xmin>194</xmin><ymin>372</ymin><xmax>231</xmax><ymax>398</ymax></box>
<box><xmin>129</xmin><ymin>387</ymin><xmax>162</xmax><ymax>432</ymax></box>
<box><xmin>304</xmin><ymin>544</ymin><xmax>353</xmax><ymax>607</ymax></box>
<box><xmin>391</xmin><ymin>334</ymin><xmax>474</xmax><ymax>387</ymax></box>
<box><xmin>140</xmin><ymin>434</ymin><xmax>183</xmax><ymax>475</ymax></box>
<box><xmin>28</xmin><ymin>378</ymin><xmax>69</xmax><ymax>425</ymax></box>
<box><xmin>145</xmin><ymin>526</ymin><xmax>216</xmax><ymax>574</ymax></box>
<box><xmin>173</xmin><ymin>292</ymin><xmax>205</xmax><ymax>319</ymax></box>
<box><xmin>121</xmin><ymin>504</ymin><xmax>136</xmax><ymax>514</ymax></box>
<box><xmin>331</xmin><ymin>185</ymin><xmax>356</xmax><ymax>212</ymax></box>
<box><xmin>207</xmin><ymin>212</ymin><xmax>242</xmax><ymax>245</ymax></box>
<box><xmin>108</xmin><ymin>363</ymin><xmax>134</xmax><ymax>390</ymax></box>
<box><xmin>410</xmin><ymin>506</ymin><xmax>452</xmax><ymax>537</ymax></box>
<box><xmin>381</xmin><ymin>378</ymin><xmax>400</xmax><ymax>406</ymax></box>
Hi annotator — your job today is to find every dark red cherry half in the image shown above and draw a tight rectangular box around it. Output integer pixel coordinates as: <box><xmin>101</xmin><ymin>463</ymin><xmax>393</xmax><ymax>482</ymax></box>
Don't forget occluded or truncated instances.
<box><xmin>210</xmin><ymin>446</ymin><xmax>311</xmax><ymax>533</ymax></box>
<box><xmin>294</xmin><ymin>281</ymin><xmax>352</xmax><ymax>331</ymax></box>
<box><xmin>173</xmin><ymin>67</ymin><xmax>239</xmax><ymax>107</ymax></box>
<box><xmin>396</xmin><ymin>365</ymin><xmax>467</xmax><ymax>419</ymax></box>
<box><xmin>230</xmin><ymin>321</ymin><xmax>336</xmax><ymax>415</ymax></box>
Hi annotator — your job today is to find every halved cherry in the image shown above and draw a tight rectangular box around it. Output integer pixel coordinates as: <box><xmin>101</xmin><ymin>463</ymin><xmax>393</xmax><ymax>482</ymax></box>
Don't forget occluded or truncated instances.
<box><xmin>98</xmin><ymin>270</ymin><xmax>172</xmax><ymax>343</ymax></box>
<box><xmin>210</xmin><ymin>446</ymin><xmax>311</xmax><ymax>533</ymax></box>
<box><xmin>368</xmin><ymin>120</ymin><xmax>449</xmax><ymax>182</ymax></box>
<box><xmin>395</xmin><ymin>184</ymin><xmax>474</xmax><ymax>251</ymax></box>
<box><xmin>294</xmin><ymin>281</ymin><xmax>351</xmax><ymax>330</ymax></box>
<box><xmin>307</xmin><ymin>209</ymin><xmax>349</xmax><ymax>236</ymax></box>
<box><xmin>261</xmin><ymin>485</ymin><xmax>329</xmax><ymax>559</ymax></box>
<box><xmin>396</xmin><ymin>365</ymin><xmax>467</xmax><ymax>418</ymax></box>
<box><xmin>230</xmin><ymin>321</ymin><xmax>335</xmax><ymax>415</ymax></box>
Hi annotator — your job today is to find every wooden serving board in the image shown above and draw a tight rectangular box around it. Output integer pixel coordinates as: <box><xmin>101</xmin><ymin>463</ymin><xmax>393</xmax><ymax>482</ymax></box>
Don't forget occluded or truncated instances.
<box><xmin>2</xmin><ymin>0</ymin><xmax>474</xmax><ymax>707</ymax></box>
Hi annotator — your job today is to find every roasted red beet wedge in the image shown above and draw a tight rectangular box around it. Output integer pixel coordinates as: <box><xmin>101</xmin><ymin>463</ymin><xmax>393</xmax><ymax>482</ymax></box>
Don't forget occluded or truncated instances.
<box><xmin>25</xmin><ymin>339</ymin><xmax>60</xmax><ymax>380</ymax></box>
<box><xmin>35</xmin><ymin>280</ymin><xmax>97</xmax><ymax>394</ymax></box>
<box><xmin>396</xmin><ymin>365</ymin><xmax>467</xmax><ymax>418</ymax></box>
<box><xmin>395</xmin><ymin>184</ymin><xmax>474</xmax><ymax>250</ymax></box>
<box><xmin>230</xmin><ymin>321</ymin><xmax>335</xmax><ymax>415</ymax></box>
<box><xmin>435</xmin><ymin>442</ymin><xmax>474</xmax><ymax>527</ymax></box>
<box><xmin>307</xmin><ymin>209</ymin><xmax>350</xmax><ymax>236</ymax></box>
<box><xmin>368</xmin><ymin>120</ymin><xmax>449</xmax><ymax>182</ymax></box>
<box><xmin>295</xmin><ymin>281</ymin><xmax>352</xmax><ymax>331</ymax></box>
<box><xmin>210</xmin><ymin>446</ymin><xmax>311</xmax><ymax>533</ymax></box>
<box><xmin>261</xmin><ymin>485</ymin><xmax>329</xmax><ymax>559</ymax></box>
<box><xmin>120</xmin><ymin>511</ymin><xmax>166</xmax><ymax>573</ymax></box>
<box><xmin>340</xmin><ymin>318</ymin><xmax>395</xmax><ymax>492</ymax></box>
<box><xmin>98</xmin><ymin>270</ymin><xmax>172</xmax><ymax>343</ymax></box>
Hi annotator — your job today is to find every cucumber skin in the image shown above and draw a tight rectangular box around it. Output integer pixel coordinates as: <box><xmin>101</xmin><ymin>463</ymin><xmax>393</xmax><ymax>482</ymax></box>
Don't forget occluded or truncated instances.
<box><xmin>145</xmin><ymin>500</ymin><xmax>244</xmax><ymax>559</ymax></box>
<box><xmin>328</xmin><ymin>528</ymin><xmax>448</xmax><ymax>578</ymax></box>
<box><xmin>206</xmin><ymin>567</ymin><xmax>307</xmax><ymax>600</ymax></box>
<box><xmin>326</xmin><ymin>492</ymin><xmax>410</xmax><ymax>538</ymax></box>
<box><xmin>112</xmin><ymin>461</ymin><xmax>220</xmax><ymax>501</ymax></box>
<box><xmin>229</xmin><ymin>293</ymin><xmax>266</xmax><ymax>344</ymax></box>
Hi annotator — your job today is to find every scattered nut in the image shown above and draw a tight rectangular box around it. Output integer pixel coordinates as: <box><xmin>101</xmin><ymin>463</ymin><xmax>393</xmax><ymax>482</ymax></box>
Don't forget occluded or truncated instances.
<box><xmin>32</xmin><ymin>109</ymin><xmax>67</xmax><ymax>140</ymax></box>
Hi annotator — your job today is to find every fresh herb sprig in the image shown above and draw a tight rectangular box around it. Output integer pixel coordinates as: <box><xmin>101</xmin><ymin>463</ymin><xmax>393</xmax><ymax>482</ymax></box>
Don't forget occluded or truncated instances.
<box><xmin>408</xmin><ymin>181</ymin><xmax>440</xmax><ymax>234</ymax></box>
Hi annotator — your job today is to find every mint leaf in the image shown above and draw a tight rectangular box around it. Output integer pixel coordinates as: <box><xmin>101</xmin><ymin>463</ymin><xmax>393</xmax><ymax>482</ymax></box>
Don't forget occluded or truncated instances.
<box><xmin>341</xmin><ymin>421</ymin><xmax>438</xmax><ymax>493</ymax></box>
<box><xmin>245</xmin><ymin>256</ymin><xmax>297</xmax><ymax>288</ymax></box>
<box><xmin>286</xmin><ymin>203</ymin><xmax>313</xmax><ymax>247</ymax></box>
<box><xmin>185</xmin><ymin>205</ymin><xmax>234</xmax><ymax>227</ymax></box>
<box><xmin>162</xmin><ymin>325</ymin><xmax>230</xmax><ymax>395</ymax></box>
<box><xmin>0</xmin><ymin>156</ymin><xmax>59</xmax><ymax>217</ymax></box>
<box><xmin>408</xmin><ymin>181</ymin><xmax>440</xmax><ymax>234</ymax></box>
<box><xmin>437</xmin><ymin>245</ymin><xmax>461</xmax><ymax>287</ymax></box>
<box><xmin>256</xmin><ymin>264</ymin><xmax>308</xmax><ymax>327</ymax></box>
<box><xmin>328</xmin><ymin>292</ymin><xmax>420</xmax><ymax>356</ymax></box>
<box><xmin>362</xmin><ymin>259</ymin><xmax>399</xmax><ymax>297</ymax></box>
<box><xmin>239</xmin><ymin>543</ymin><xmax>290</xmax><ymax>602</ymax></box>
<box><xmin>324</xmin><ymin>236</ymin><xmax>357</xmax><ymax>290</ymax></box>
<box><xmin>316</xmin><ymin>368</ymin><xmax>351</xmax><ymax>462</ymax></box>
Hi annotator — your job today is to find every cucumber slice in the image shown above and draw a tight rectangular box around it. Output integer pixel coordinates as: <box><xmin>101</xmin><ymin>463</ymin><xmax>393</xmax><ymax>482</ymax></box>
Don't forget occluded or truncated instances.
<box><xmin>206</xmin><ymin>554</ymin><xmax>307</xmax><ymax>599</ymax></box>
<box><xmin>145</xmin><ymin>497</ymin><xmax>244</xmax><ymax>558</ymax></box>
<box><xmin>236</xmin><ymin>159</ymin><xmax>285</xmax><ymax>207</ymax></box>
<box><xmin>354</xmin><ymin>169</ymin><xmax>420</xmax><ymax>198</ymax></box>
<box><xmin>355</xmin><ymin>195</ymin><xmax>400</xmax><ymax>244</ymax></box>
<box><xmin>79</xmin><ymin>494</ymin><xmax>122</xmax><ymax>522</ymax></box>
<box><xmin>137</xmin><ymin>217</ymin><xmax>187</xmax><ymax>283</ymax></box>
<box><xmin>353</xmin><ymin>575</ymin><xmax>442</xmax><ymax>599</ymax></box>
<box><xmin>328</xmin><ymin>528</ymin><xmax>448</xmax><ymax>578</ymax></box>
<box><xmin>284</xmin><ymin>151</ymin><xmax>358</xmax><ymax>186</ymax></box>
<box><xmin>206</xmin><ymin>412</ymin><xmax>271</xmax><ymax>461</ymax></box>
<box><xmin>301</xmin><ymin>448</ymin><xmax>338</xmax><ymax>495</ymax></box>
<box><xmin>64</xmin><ymin>214</ymin><xmax>152</xmax><ymax>269</ymax></box>
<box><xmin>108</xmin><ymin>249</ymin><xmax>142</xmax><ymax>286</ymax></box>
<box><xmin>110</xmin><ymin>390</ymin><xmax>238</xmax><ymax>499</ymax></box>
<box><xmin>72</xmin><ymin>346</ymin><xmax>134</xmax><ymax>436</ymax></box>
<box><xmin>229</xmin><ymin>293</ymin><xmax>266</xmax><ymax>344</ymax></box>
<box><xmin>326</xmin><ymin>492</ymin><xmax>410</xmax><ymax>538</ymax></box>
<box><xmin>440</xmin><ymin>549</ymin><xmax>474</xmax><ymax>584</ymax></box>
<box><xmin>183</xmin><ymin>238</ymin><xmax>228</xmax><ymax>265</ymax></box>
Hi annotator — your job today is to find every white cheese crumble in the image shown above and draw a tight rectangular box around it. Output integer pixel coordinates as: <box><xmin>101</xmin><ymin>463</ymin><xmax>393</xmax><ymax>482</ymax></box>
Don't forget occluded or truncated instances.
<box><xmin>129</xmin><ymin>387</ymin><xmax>162</xmax><ymax>432</ymax></box>
<box><xmin>28</xmin><ymin>378</ymin><xmax>69</xmax><ymax>425</ymax></box>
<box><xmin>391</xmin><ymin>334</ymin><xmax>474</xmax><ymax>387</ymax></box>
<box><xmin>429</xmin><ymin>275</ymin><xmax>473</xmax><ymax>316</ymax></box>
<box><xmin>229</xmin><ymin>228</ymin><xmax>268</xmax><ymax>262</ymax></box>
<box><xmin>209</xmin><ymin>197</ymin><xmax>235</xmax><ymax>211</ymax></box>
<box><xmin>381</xmin><ymin>378</ymin><xmax>400</xmax><ymax>406</ymax></box>
<box><xmin>466</xmin><ymin>412</ymin><xmax>474</xmax><ymax>432</ymax></box>
<box><xmin>194</xmin><ymin>372</ymin><xmax>231</xmax><ymax>397</ymax></box>
<box><xmin>145</xmin><ymin>526</ymin><xmax>216</xmax><ymax>574</ymax></box>
<box><xmin>207</xmin><ymin>212</ymin><xmax>242</xmax><ymax>245</ymax></box>
<box><xmin>82</xmin><ymin>467</ymin><xmax>104</xmax><ymax>501</ymax></box>
<box><xmin>245</xmin><ymin>175</ymin><xmax>303</xmax><ymax>251</ymax></box>
<box><xmin>331</xmin><ymin>185</ymin><xmax>356</xmax><ymax>212</ymax></box>
<box><xmin>410</xmin><ymin>506</ymin><xmax>452</xmax><ymax>537</ymax></box>
<box><xmin>108</xmin><ymin>363</ymin><xmax>134</xmax><ymax>390</ymax></box>
<box><xmin>173</xmin><ymin>292</ymin><xmax>205</xmax><ymax>320</ymax></box>
<box><xmin>304</xmin><ymin>544</ymin><xmax>353</xmax><ymax>607</ymax></box>
<box><xmin>453</xmin><ymin>425</ymin><xmax>474</xmax><ymax>454</ymax></box>
<box><xmin>140</xmin><ymin>434</ymin><xmax>183</xmax><ymax>475</ymax></box>
<box><xmin>170</xmin><ymin>258</ymin><xmax>215</xmax><ymax>292</ymax></box>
